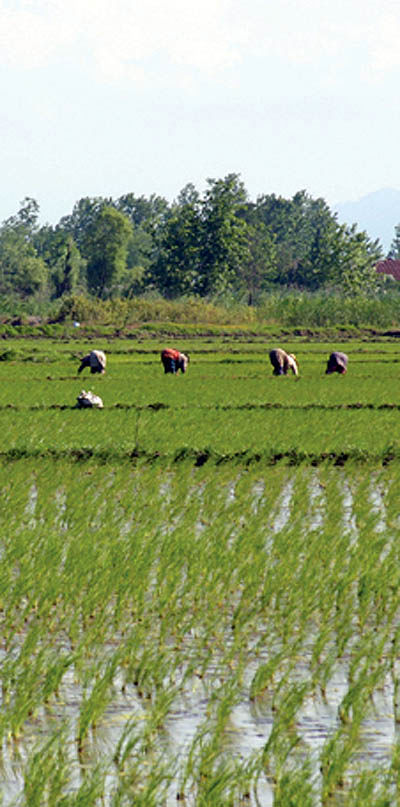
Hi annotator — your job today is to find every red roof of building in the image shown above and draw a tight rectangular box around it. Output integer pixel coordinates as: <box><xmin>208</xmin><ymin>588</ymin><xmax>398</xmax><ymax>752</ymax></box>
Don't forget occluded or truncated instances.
<box><xmin>376</xmin><ymin>259</ymin><xmax>400</xmax><ymax>280</ymax></box>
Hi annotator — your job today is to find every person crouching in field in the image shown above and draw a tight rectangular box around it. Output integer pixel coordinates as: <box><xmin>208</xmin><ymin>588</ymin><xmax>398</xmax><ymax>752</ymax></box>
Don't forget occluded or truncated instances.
<box><xmin>161</xmin><ymin>348</ymin><xmax>189</xmax><ymax>374</ymax></box>
<box><xmin>326</xmin><ymin>352</ymin><xmax>348</xmax><ymax>375</ymax></box>
<box><xmin>78</xmin><ymin>350</ymin><xmax>106</xmax><ymax>375</ymax></box>
<box><xmin>269</xmin><ymin>348</ymin><xmax>298</xmax><ymax>376</ymax></box>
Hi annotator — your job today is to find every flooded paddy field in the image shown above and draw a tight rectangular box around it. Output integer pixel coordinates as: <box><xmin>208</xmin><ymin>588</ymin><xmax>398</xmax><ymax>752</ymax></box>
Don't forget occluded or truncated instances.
<box><xmin>2</xmin><ymin>338</ymin><xmax>400</xmax><ymax>804</ymax></box>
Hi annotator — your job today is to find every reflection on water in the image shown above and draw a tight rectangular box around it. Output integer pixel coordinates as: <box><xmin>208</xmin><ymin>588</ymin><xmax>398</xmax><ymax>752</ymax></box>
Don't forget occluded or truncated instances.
<box><xmin>1</xmin><ymin>640</ymin><xmax>397</xmax><ymax>806</ymax></box>
<box><xmin>2</xmin><ymin>464</ymin><xmax>400</xmax><ymax>805</ymax></box>
<box><xmin>272</xmin><ymin>479</ymin><xmax>294</xmax><ymax>533</ymax></box>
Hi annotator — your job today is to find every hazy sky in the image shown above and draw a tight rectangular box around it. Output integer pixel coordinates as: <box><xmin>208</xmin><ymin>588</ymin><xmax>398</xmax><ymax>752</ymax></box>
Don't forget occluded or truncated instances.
<box><xmin>1</xmin><ymin>0</ymin><xmax>399</xmax><ymax>225</ymax></box>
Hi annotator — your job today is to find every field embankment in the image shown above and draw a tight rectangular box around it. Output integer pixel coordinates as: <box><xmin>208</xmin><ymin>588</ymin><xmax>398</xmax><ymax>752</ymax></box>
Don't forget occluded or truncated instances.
<box><xmin>5</xmin><ymin>289</ymin><xmax>400</xmax><ymax>340</ymax></box>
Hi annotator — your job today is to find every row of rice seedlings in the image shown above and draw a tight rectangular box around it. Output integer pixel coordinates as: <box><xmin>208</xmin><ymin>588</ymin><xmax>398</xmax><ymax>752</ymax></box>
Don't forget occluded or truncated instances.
<box><xmin>177</xmin><ymin>669</ymin><xmax>261</xmax><ymax>805</ymax></box>
<box><xmin>0</xmin><ymin>460</ymin><xmax>364</xmax><ymax>652</ymax></box>
<box><xmin>22</xmin><ymin>729</ymin><xmax>106</xmax><ymax>807</ymax></box>
<box><xmin>5</xmin><ymin>405</ymin><xmax>400</xmax><ymax>463</ymax></box>
<box><xmin>1</xmin><ymin>464</ymin><xmax>253</xmax><ymax>800</ymax></box>
<box><xmin>4</xmin><ymin>459</ymin><xmax>400</xmax><ymax>803</ymax></box>
<box><xmin>244</xmin><ymin>468</ymin><xmax>394</xmax><ymax>800</ymax></box>
<box><xmin>3</xmin><ymin>338</ymin><xmax>400</xmax><ymax>423</ymax></box>
<box><xmin>164</xmin><ymin>460</ymin><xmax>382</xmax><ymax>740</ymax></box>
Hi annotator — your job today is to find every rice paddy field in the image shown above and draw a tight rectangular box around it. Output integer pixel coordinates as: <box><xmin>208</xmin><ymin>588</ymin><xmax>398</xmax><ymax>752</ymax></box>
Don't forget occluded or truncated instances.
<box><xmin>3</xmin><ymin>337</ymin><xmax>400</xmax><ymax>805</ymax></box>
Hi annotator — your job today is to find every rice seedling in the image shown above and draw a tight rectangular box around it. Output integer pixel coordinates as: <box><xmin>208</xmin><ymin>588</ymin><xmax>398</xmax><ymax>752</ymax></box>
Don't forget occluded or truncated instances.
<box><xmin>22</xmin><ymin>729</ymin><xmax>72</xmax><ymax>807</ymax></box>
<box><xmin>271</xmin><ymin>760</ymin><xmax>316</xmax><ymax>807</ymax></box>
<box><xmin>77</xmin><ymin>655</ymin><xmax>119</xmax><ymax>750</ymax></box>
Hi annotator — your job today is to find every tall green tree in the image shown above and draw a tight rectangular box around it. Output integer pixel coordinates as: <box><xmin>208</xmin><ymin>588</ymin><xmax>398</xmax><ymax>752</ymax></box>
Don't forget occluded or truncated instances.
<box><xmin>115</xmin><ymin>192</ymin><xmax>169</xmax><ymax>228</ymax></box>
<box><xmin>0</xmin><ymin>229</ymin><xmax>47</xmax><ymax>297</ymax></box>
<box><xmin>34</xmin><ymin>226</ymin><xmax>84</xmax><ymax>298</ymax></box>
<box><xmin>254</xmin><ymin>193</ymin><xmax>298</xmax><ymax>284</ymax></box>
<box><xmin>254</xmin><ymin>191</ymin><xmax>340</xmax><ymax>288</ymax></box>
<box><xmin>59</xmin><ymin>194</ymin><xmax>168</xmax><ymax>297</ymax></box>
<box><xmin>83</xmin><ymin>206</ymin><xmax>133</xmax><ymax>298</ymax></box>
<box><xmin>290</xmin><ymin>196</ymin><xmax>344</xmax><ymax>289</ymax></box>
<box><xmin>115</xmin><ymin>193</ymin><xmax>169</xmax><ymax>295</ymax></box>
<box><xmin>252</xmin><ymin>190</ymin><xmax>382</xmax><ymax>292</ymax></box>
<box><xmin>236</xmin><ymin>222</ymin><xmax>277</xmax><ymax>304</ymax></box>
<box><xmin>198</xmin><ymin>174</ymin><xmax>250</xmax><ymax>296</ymax></box>
<box><xmin>0</xmin><ymin>198</ymin><xmax>47</xmax><ymax>298</ymax></box>
<box><xmin>5</xmin><ymin>196</ymin><xmax>40</xmax><ymax>233</ymax></box>
<box><xmin>150</xmin><ymin>184</ymin><xmax>202</xmax><ymax>297</ymax></box>
<box><xmin>58</xmin><ymin>197</ymin><xmax>111</xmax><ymax>253</ymax></box>
<box><xmin>150</xmin><ymin>176</ymin><xmax>251</xmax><ymax>298</ymax></box>
<box><xmin>333</xmin><ymin>225</ymin><xmax>382</xmax><ymax>294</ymax></box>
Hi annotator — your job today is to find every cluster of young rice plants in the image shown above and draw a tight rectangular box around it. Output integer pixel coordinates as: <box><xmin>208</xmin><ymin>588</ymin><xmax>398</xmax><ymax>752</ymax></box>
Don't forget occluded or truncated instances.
<box><xmin>2</xmin><ymin>404</ymin><xmax>400</xmax><ymax>465</ymax></box>
<box><xmin>3</xmin><ymin>336</ymin><xmax>400</xmax><ymax>804</ymax></box>
<box><xmin>2</xmin><ymin>337</ymin><xmax>400</xmax><ymax>464</ymax></box>
<box><xmin>1</xmin><ymin>457</ymin><xmax>400</xmax><ymax>805</ymax></box>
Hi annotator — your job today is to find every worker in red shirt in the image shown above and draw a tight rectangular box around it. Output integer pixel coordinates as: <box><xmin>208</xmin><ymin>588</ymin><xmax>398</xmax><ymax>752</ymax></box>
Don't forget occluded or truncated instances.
<box><xmin>161</xmin><ymin>348</ymin><xmax>189</xmax><ymax>374</ymax></box>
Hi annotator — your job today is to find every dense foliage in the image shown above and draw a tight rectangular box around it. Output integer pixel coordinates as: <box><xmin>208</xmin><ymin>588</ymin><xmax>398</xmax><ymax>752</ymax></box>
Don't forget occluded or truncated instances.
<box><xmin>0</xmin><ymin>175</ymin><xmax>388</xmax><ymax>306</ymax></box>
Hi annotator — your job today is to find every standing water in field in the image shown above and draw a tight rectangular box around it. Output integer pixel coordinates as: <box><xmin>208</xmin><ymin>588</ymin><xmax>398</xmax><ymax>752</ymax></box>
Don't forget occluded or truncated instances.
<box><xmin>341</xmin><ymin>475</ymin><xmax>358</xmax><ymax>544</ymax></box>
<box><xmin>271</xmin><ymin>478</ymin><xmax>294</xmax><ymax>533</ymax></box>
<box><xmin>307</xmin><ymin>470</ymin><xmax>326</xmax><ymax>530</ymax></box>
<box><xmin>1</xmin><ymin>460</ymin><xmax>400</xmax><ymax>805</ymax></box>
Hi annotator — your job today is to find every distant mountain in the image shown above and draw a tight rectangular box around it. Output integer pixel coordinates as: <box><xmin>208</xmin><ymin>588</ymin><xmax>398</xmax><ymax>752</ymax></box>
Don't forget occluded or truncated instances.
<box><xmin>334</xmin><ymin>188</ymin><xmax>400</xmax><ymax>255</ymax></box>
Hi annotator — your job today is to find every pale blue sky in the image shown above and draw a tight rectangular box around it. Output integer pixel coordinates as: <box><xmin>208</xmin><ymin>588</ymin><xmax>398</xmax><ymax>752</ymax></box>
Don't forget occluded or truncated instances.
<box><xmin>0</xmin><ymin>0</ymin><xmax>399</xmax><ymax>225</ymax></box>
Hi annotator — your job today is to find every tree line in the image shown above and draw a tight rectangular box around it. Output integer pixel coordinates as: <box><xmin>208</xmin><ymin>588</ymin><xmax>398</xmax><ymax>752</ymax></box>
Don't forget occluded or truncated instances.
<box><xmin>0</xmin><ymin>174</ymin><xmax>391</xmax><ymax>306</ymax></box>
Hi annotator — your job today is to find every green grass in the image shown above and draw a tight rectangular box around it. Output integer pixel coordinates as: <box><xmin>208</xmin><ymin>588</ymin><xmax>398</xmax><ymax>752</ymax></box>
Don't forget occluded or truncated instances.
<box><xmin>2</xmin><ymin>336</ymin><xmax>400</xmax><ymax>805</ymax></box>
<box><xmin>0</xmin><ymin>339</ymin><xmax>400</xmax><ymax>462</ymax></box>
